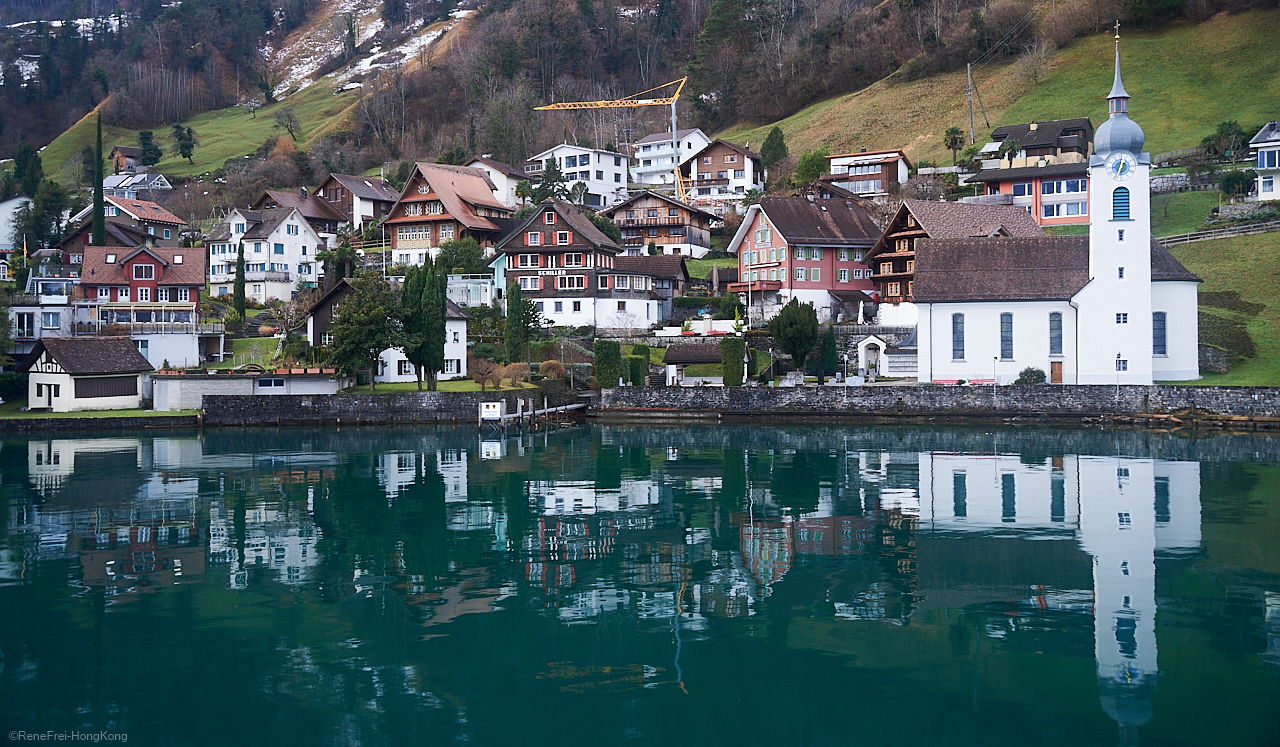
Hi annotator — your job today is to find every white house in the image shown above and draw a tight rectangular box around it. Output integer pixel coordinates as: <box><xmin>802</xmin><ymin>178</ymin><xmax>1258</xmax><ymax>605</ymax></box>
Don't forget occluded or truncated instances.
<box><xmin>629</xmin><ymin>128</ymin><xmax>712</xmax><ymax>189</ymax></box>
<box><xmin>525</xmin><ymin>144</ymin><xmax>630</xmax><ymax>207</ymax></box>
<box><xmin>912</xmin><ymin>36</ymin><xmax>1200</xmax><ymax>385</ymax></box>
<box><xmin>1249</xmin><ymin>121</ymin><xmax>1280</xmax><ymax>201</ymax></box>
<box><xmin>465</xmin><ymin>156</ymin><xmax>531</xmax><ymax>209</ymax></box>
<box><xmin>19</xmin><ymin>337</ymin><xmax>153</xmax><ymax>412</ymax></box>
<box><xmin>206</xmin><ymin>207</ymin><xmax>324</xmax><ymax>303</ymax></box>
<box><xmin>682</xmin><ymin>140</ymin><xmax>767</xmax><ymax>208</ymax></box>
<box><xmin>376</xmin><ymin>300</ymin><xmax>471</xmax><ymax>383</ymax></box>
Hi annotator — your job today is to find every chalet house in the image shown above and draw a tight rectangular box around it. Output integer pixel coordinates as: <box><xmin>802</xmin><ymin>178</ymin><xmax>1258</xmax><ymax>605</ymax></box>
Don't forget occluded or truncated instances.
<box><xmin>103</xmin><ymin>172</ymin><xmax>172</xmax><ymax>199</ymax></box>
<box><xmin>525</xmin><ymin>144</ymin><xmax>631</xmax><ymax>207</ymax></box>
<box><xmin>387</xmin><ymin>164</ymin><xmax>516</xmax><ymax>265</ymax></box>
<box><xmin>681</xmin><ymin>140</ymin><xmax>766</xmax><ymax>207</ymax></box>
<box><xmin>252</xmin><ymin>189</ymin><xmax>345</xmax><ymax>235</ymax></box>
<box><xmin>315</xmin><ymin>173</ymin><xmax>401</xmax><ymax>230</ymax></box>
<box><xmin>977</xmin><ymin>118</ymin><xmax>1094</xmax><ymax>168</ymax></box>
<box><xmin>630</xmin><ymin>128</ymin><xmax>712</xmax><ymax>189</ymax></box>
<box><xmin>599</xmin><ymin>191</ymin><xmax>716</xmax><ymax>258</ymax></box>
<box><xmin>863</xmin><ymin>200</ymin><xmax>1044</xmax><ymax>326</ymax></box>
<box><xmin>615</xmin><ymin>254</ymin><xmax>690</xmax><ymax>321</ymax></box>
<box><xmin>206</xmin><ymin>207</ymin><xmax>324</xmax><ymax>302</ymax></box>
<box><xmin>19</xmin><ymin>337</ymin><xmax>153</xmax><ymax>412</ymax></box>
<box><xmin>913</xmin><ymin>36</ymin><xmax>1201</xmax><ymax>385</ymax></box>
<box><xmin>80</xmin><ymin>244</ymin><xmax>222</xmax><ymax>367</ymax></box>
<box><xmin>1249</xmin><ymin>121</ymin><xmax>1280</xmax><ymax>201</ymax></box>
<box><xmin>304</xmin><ymin>279</ymin><xmax>470</xmax><ymax>381</ymax></box>
<box><xmin>824</xmin><ymin>149</ymin><xmax>912</xmax><ymax>199</ymax></box>
<box><xmin>465</xmin><ymin>156</ymin><xmax>530</xmax><ymax>209</ymax></box>
<box><xmin>725</xmin><ymin>196</ymin><xmax>881</xmax><ymax>324</ymax></box>
<box><xmin>64</xmin><ymin>194</ymin><xmax>186</xmax><ymax>248</ymax></box>
<box><xmin>495</xmin><ymin>199</ymin><xmax>661</xmax><ymax>329</ymax></box>
<box><xmin>109</xmin><ymin>145</ymin><xmax>141</xmax><ymax>174</ymax></box>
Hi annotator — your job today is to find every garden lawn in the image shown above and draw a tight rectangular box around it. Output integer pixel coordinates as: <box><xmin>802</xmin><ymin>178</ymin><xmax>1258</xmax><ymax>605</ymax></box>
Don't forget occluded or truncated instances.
<box><xmin>686</xmin><ymin>258</ymin><xmax>738</xmax><ymax>280</ymax></box>
<box><xmin>210</xmin><ymin>337</ymin><xmax>280</xmax><ymax>369</ymax></box>
<box><xmin>1151</xmin><ymin>191</ymin><xmax>1221</xmax><ymax>237</ymax></box>
<box><xmin>1167</xmin><ymin>233</ymin><xmax>1280</xmax><ymax>386</ymax></box>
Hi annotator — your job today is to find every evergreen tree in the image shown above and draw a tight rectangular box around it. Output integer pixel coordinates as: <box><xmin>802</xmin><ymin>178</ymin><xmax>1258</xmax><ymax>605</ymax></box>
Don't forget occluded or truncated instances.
<box><xmin>505</xmin><ymin>281</ymin><xmax>525</xmax><ymax>363</ymax></box>
<box><xmin>233</xmin><ymin>243</ymin><xmax>246</xmax><ymax>318</ymax></box>
<box><xmin>768</xmin><ymin>298</ymin><xmax>819</xmax><ymax>369</ymax></box>
<box><xmin>819</xmin><ymin>326</ymin><xmax>838</xmax><ymax>383</ymax></box>
<box><xmin>435</xmin><ymin>237</ymin><xmax>487</xmax><ymax>274</ymax></box>
<box><xmin>420</xmin><ymin>260</ymin><xmax>447</xmax><ymax>390</ymax></box>
<box><xmin>12</xmin><ymin>179</ymin><xmax>69</xmax><ymax>250</ymax></box>
<box><xmin>171</xmin><ymin>123</ymin><xmax>197</xmax><ymax>164</ymax></box>
<box><xmin>0</xmin><ymin>291</ymin><xmax>13</xmax><ymax>367</ymax></box>
<box><xmin>588</xmin><ymin>212</ymin><xmax>622</xmax><ymax>244</ymax></box>
<box><xmin>92</xmin><ymin>114</ymin><xmax>105</xmax><ymax>246</ymax></box>
<box><xmin>530</xmin><ymin>159</ymin><xmax>569</xmax><ymax>203</ymax></box>
<box><xmin>400</xmin><ymin>264</ymin><xmax>428</xmax><ymax>390</ymax></box>
<box><xmin>137</xmin><ymin>130</ymin><xmax>163</xmax><ymax>166</ymax></box>
<box><xmin>760</xmin><ymin>126</ymin><xmax>788</xmax><ymax>170</ymax></box>
<box><xmin>329</xmin><ymin>274</ymin><xmax>401</xmax><ymax>392</ymax></box>
<box><xmin>593</xmin><ymin>339</ymin><xmax>623</xmax><ymax>388</ymax></box>
<box><xmin>793</xmin><ymin>147</ymin><xmax>830</xmax><ymax>186</ymax></box>
<box><xmin>14</xmin><ymin>144</ymin><xmax>42</xmax><ymax>197</ymax></box>
<box><xmin>721</xmin><ymin>336</ymin><xmax>745</xmax><ymax>386</ymax></box>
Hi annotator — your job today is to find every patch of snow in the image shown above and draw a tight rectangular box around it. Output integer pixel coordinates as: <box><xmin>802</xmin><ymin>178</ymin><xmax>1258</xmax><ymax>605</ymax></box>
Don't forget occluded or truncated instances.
<box><xmin>340</xmin><ymin>82</ymin><xmax>363</xmax><ymax>91</ymax></box>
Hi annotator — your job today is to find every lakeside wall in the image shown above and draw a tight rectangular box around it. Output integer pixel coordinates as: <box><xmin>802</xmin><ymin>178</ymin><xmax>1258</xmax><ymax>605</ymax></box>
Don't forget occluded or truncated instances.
<box><xmin>0</xmin><ymin>415</ymin><xmax>200</xmax><ymax>433</ymax></box>
<box><xmin>598</xmin><ymin>385</ymin><xmax>1280</xmax><ymax>421</ymax></box>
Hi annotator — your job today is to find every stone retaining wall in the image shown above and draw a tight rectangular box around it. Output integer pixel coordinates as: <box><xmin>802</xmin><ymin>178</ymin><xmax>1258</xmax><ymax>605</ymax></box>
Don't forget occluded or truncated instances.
<box><xmin>0</xmin><ymin>415</ymin><xmax>200</xmax><ymax>432</ymax></box>
<box><xmin>599</xmin><ymin>384</ymin><xmax>1280</xmax><ymax>420</ymax></box>
<box><xmin>202</xmin><ymin>382</ymin><xmax>579</xmax><ymax>426</ymax></box>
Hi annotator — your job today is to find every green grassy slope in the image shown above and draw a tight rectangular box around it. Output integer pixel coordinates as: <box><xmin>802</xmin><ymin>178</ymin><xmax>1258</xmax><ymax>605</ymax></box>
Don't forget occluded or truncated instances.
<box><xmin>43</xmin><ymin>83</ymin><xmax>360</xmax><ymax>184</ymax></box>
<box><xmin>719</xmin><ymin>9</ymin><xmax>1280</xmax><ymax>164</ymax></box>
<box><xmin>1168</xmin><ymin>233</ymin><xmax>1280</xmax><ymax>385</ymax></box>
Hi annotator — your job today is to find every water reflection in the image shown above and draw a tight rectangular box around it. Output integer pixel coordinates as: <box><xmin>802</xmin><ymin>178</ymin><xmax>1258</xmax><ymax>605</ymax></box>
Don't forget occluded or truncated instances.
<box><xmin>2</xmin><ymin>426</ymin><xmax>1278</xmax><ymax>746</ymax></box>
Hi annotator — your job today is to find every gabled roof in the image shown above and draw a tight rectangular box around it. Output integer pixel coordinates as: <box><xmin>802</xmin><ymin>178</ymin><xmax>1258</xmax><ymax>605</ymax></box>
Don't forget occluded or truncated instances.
<box><xmin>756</xmin><ymin>197</ymin><xmax>880</xmax><ymax>246</ymax></box>
<box><xmin>324</xmin><ymin>174</ymin><xmax>401</xmax><ymax>202</ymax></box>
<box><xmin>305</xmin><ymin>278</ymin><xmax>473</xmax><ymax>320</ymax></box>
<box><xmin>399</xmin><ymin>164</ymin><xmax>509</xmax><ymax>231</ymax></box>
<box><xmin>465</xmin><ymin>156</ymin><xmax>527</xmax><ymax>182</ymax></box>
<box><xmin>237</xmin><ymin>208</ymin><xmax>310</xmax><ymax>241</ymax></box>
<box><xmin>869</xmin><ymin>200</ymin><xmax>1043</xmax><ymax>259</ymax></box>
<box><xmin>497</xmin><ymin>199</ymin><xmax>621</xmax><ymax>253</ymax></box>
<box><xmin>635</xmin><ymin>128</ymin><xmax>705</xmax><ymax>145</ymax></box>
<box><xmin>662</xmin><ymin>343</ymin><xmax>723</xmax><ymax>365</ymax></box>
<box><xmin>1250</xmin><ymin>121</ymin><xmax>1280</xmax><ymax>147</ymax></box>
<box><xmin>253</xmin><ymin>190</ymin><xmax>345</xmax><ymax>223</ymax></box>
<box><xmin>105</xmin><ymin>195</ymin><xmax>187</xmax><ymax>226</ymax></box>
<box><xmin>445</xmin><ymin>298</ymin><xmax>472</xmax><ymax>320</ymax></box>
<box><xmin>19</xmin><ymin>337</ymin><xmax>153</xmax><ymax>375</ymax></box>
<box><xmin>912</xmin><ymin>237</ymin><xmax>1092</xmax><ymax>302</ymax></box>
<box><xmin>599</xmin><ymin>191</ymin><xmax>717</xmax><ymax>221</ymax></box>
<box><xmin>966</xmin><ymin>162</ymin><xmax>1090</xmax><ymax>183</ymax></box>
<box><xmin>989</xmin><ymin>118</ymin><xmax>1094</xmax><ymax>149</ymax></box>
<box><xmin>615</xmin><ymin>255</ymin><xmax>689</xmax><ymax>282</ymax></box>
<box><xmin>81</xmin><ymin>244</ymin><xmax>206</xmax><ymax>286</ymax></box>
<box><xmin>690</xmin><ymin>139</ymin><xmax>762</xmax><ymax>163</ymax></box>
<box><xmin>110</xmin><ymin>145</ymin><xmax>141</xmax><ymax>158</ymax></box>
<box><xmin>1150</xmin><ymin>239</ymin><xmax>1201</xmax><ymax>282</ymax></box>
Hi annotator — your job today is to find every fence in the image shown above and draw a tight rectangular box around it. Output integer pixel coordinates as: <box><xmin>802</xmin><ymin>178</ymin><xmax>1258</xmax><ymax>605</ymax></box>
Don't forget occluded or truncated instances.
<box><xmin>1157</xmin><ymin>219</ymin><xmax>1280</xmax><ymax>247</ymax></box>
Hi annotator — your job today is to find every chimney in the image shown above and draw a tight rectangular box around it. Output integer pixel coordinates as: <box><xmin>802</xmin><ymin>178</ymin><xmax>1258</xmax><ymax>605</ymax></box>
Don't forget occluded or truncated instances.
<box><xmin>807</xmin><ymin>194</ymin><xmax>815</xmax><ymax>202</ymax></box>
<box><xmin>1029</xmin><ymin>122</ymin><xmax>1038</xmax><ymax>131</ymax></box>
<box><xmin>860</xmin><ymin>147</ymin><xmax>867</xmax><ymax>153</ymax></box>
<box><xmin>300</xmin><ymin>187</ymin><xmax>307</xmax><ymax>199</ymax></box>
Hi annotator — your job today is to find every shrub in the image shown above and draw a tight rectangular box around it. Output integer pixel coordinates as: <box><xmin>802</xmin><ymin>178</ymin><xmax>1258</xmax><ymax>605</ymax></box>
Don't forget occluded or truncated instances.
<box><xmin>539</xmin><ymin>359</ymin><xmax>565</xmax><ymax>379</ymax></box>
<box><xmin>630</xmin><ymin>343</ymin><xmax>650</xmax><ymax>364</ymax></box>
<box><xmin>624</xmin><ymin>354</ymin><xmax>647</xmax><ymax>385</ymax></box>
<box><xmin>746</xmin><ymin>347</ymin><xmax>760</xmax><ymax>377</ymax></box>
<box><xmin>0</xmin><ymin>372</ymin><xmax>29</xmax><ymax>399</ymax></box>
<box><xmin>503</xmin><ymin>362</ymin><xmax>531</xmax><ymax>386</ymax></box>
<box><xmin>1013</xmin><ymin>367</ymin><xmax>1047</xmax><ymax>385</ymax></box>
<box><xmin>593</xmin><ymin>339</ymin><xmax>623</xmax><ymax>388</ymax></box>
<box><xmin>720</xmin><ymin>336</ymin><xmax>746</xmax><ymax>386</ymax></box>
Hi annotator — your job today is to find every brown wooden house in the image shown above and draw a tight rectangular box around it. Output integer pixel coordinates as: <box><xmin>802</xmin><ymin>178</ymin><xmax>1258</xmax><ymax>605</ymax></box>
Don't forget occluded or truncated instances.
<box><xmin>386</xmin><ymin>164</ymin><xmax>515</xmax><ymax>265</ymax></box>
<box><xmin>599</xmin><ymin>191</ymin><xmax>716</xmax><ymax>257</ymax></box>
<box><xmin>315</xmin><ymin>173</ymin><xmax>402</xmax><ymax>230</ymax></box>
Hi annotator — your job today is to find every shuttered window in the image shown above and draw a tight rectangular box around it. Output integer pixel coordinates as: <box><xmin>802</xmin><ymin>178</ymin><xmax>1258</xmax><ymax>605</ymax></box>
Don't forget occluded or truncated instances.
<box><xmin>74</xmin><ymin>376</ymin><xmax>138</xmax><ymax>398</ymax></box>
<box><xmin>1112</xmin><ymin>187</ymin><xmax>1130</xmax><ymax>221</ymax></box>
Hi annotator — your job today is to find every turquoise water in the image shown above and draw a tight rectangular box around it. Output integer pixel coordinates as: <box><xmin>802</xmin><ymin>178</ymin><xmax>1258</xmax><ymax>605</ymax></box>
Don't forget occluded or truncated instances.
<box><xmin>1</xmin><ymin>424</ymin><xmax>1278</xmax><ymax>746</ymax></box>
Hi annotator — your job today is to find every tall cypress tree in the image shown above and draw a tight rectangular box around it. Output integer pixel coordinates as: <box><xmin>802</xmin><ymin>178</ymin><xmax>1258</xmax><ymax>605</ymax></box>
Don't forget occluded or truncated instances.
<box><xmin>400</xmin><ymin>264</ymin><xmax>427</xmax><ymax>390</ymax></box>
<box><xmin>233</xmin><ymin>243</ymin><xmax>246</xmax><ymax>318</ymax></box>
<box><xmin>505</xmin><ymin>281</ymin><xmax>525</xmax><ymax>363</ymax></box>
<box><xmin>421</xmin><ymin>259</ymin><xmax>447</xmax><ymax>390</ymax></box>
<box><xmin>91</xmin><ymin>113</ymin><xmax>105</xmax><ymax>246</ymax></box>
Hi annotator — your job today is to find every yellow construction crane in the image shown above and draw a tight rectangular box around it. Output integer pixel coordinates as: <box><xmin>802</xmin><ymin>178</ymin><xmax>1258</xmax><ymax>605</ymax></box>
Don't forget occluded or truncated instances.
<box><xmin>534</xmin><ymin>77</ymin><xmax>691</xmax><ymax>200</ymax></box>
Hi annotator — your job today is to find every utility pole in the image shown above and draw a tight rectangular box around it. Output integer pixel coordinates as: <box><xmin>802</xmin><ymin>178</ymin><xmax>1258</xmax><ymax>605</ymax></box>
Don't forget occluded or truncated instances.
<box><xmin>966</xmin><ymin>64</ymin><xmax>976</xmax><ymax>145</ymax></box>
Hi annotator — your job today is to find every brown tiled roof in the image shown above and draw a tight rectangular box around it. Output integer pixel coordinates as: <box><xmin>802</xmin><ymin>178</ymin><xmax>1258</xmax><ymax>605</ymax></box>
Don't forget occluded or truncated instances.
<box><xmin>254</xmin><ymin>190</ymin><xmax>345</xmax><ymax>222</ymax></box>
<box><xmin>615</xmin><ymin>255</ymin><xmax>689</xmax><ymax>281</ymax></box>
<box><xmin>445</xmin><ymin>298</ymin><xmax>472</xmax><ymax>320</ymax></box>
<box><xmin>327</xmin><ymin>174</ymin><xmax>401</xmax><ymax>202</ymax></box>
<box><xmin>662</xmin><ymin>342</ymin><xmax>724</xmax><ymax>364</ymax></box>
<box><xmin>692</xmin><ymin>139</ymin><xmax>762</xmax><ymax>162</ymax></box>
<box><xmin>399</xmin><ymin>164</ymin><xmax>508</xmax><ymax>232</ymax></box>
<box><xmin>19</xmin><ymin>337</ymin><xmax>154</xmax><ymax>375</ymax></box>
<box><xmin>241</xmin><ymin>209</ymin><xmax>297</xmax><ymax>240</ymax></box>
<box><xmin>966</xmin><ymin>162</ymin><xmax>1090</xmax><ymax>183</ymax></box>
<box><xmin>912</xmin><ymin>237</ymin><xmax>1091</xmax><ymax>302</ymax></box>
<box><xmin>105</xmin><ymin>195</ymin><xmax>187</xmax><ymax>226</ymax></box>
<box><xmin>81</xmin><ymin>245</ymin><xmax>207</xmax><ymax>286</ymax></box>
<box><xmin>760</xmin><ymin>196</ymin><xmax>880</xmax><ymax>245</ymax></box>
<box><xmin>1150</xmin><ymin>239</ymin><xmax>1201</xmax><ymax>282</ymax></box>
<box><xmin>110</xmin><ymin>145</ymin><xmax>141</xmax><ymax>157</ymax></box>
<box><xmin>905</xmin><ymin>199</ymin><xmax>1044</xmax><ymax>238</ymax></box>
<box><xmin>499</xmin><ymin>199</ymin><xmax>621</xmax><ymax>253</ymax></box>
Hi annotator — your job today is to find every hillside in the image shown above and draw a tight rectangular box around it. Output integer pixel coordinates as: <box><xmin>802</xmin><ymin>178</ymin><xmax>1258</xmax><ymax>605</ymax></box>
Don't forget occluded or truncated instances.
<box><xmin>720</xmin><ymin>9</ymin><xmax>1280</xmax><ymax>165</ymax></box>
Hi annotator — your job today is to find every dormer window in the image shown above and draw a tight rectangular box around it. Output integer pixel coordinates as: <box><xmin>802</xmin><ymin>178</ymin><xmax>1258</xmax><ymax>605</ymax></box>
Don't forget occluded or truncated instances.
<box><xmin>173</xmin><ymin>254</ymin><xmax>184</xmax><ymax>264</ymax></box>
<box><xmin>134</xmin><ymin>264</ymin><xmax>155</xmax><ymax>280</ymax></box>
<box><xmin>105</xmin><ymin>253</ymin><xmax>117</xmax><ymax>264</ymax></box>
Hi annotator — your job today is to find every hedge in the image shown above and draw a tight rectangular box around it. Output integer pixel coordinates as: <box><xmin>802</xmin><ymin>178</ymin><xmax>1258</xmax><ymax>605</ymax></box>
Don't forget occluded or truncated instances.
<box><xmin>594</xmin><ymin>339</ymin><xmax>623</xmax><ymax>387</ymax></box>
<box><xmin>720</xmin><ymin>337</ymin><xmax>745</xmax><ymax>386</ymax></box>
<box><xmin>673</xmin><ymin>296</ymin><xmax>724</xmax><ymax>308</ymax></box>
<box><xmin>624</xmin><ymin>355</ymin><xmax>648</xmax><ymax>385</ymax></box>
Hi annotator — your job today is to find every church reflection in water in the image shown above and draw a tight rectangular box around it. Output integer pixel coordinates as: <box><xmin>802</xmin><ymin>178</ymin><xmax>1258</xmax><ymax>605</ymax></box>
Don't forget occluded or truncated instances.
<box><xmin>4</xmin><ymin>426</ymin><xmax>1258</xmax><ymax>745</ymax></box>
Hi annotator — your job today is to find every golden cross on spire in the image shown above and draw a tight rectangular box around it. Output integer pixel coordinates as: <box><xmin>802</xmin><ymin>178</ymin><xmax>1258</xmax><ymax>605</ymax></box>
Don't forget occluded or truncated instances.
<box><xmin>1114</xmin><ymin>20</ymin><xmax>1121</xmax><ymax>40</ymax></box>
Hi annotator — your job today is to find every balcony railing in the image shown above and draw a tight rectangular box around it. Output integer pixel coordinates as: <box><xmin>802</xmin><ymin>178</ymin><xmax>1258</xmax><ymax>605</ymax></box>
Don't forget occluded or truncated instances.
<box><xmin>76</xmin><ymin>321</ymin><xmax>225</xmax><ymax>336</ymax></box>
<box><xmin>246</xmin><ymin>271</ymin><xmax>292</xmax><ymax>282</ymax></box>
<box><xmin>615</xmin><ymin>216</ymin><xmax>687</xmax><ymax>227</ymax></box>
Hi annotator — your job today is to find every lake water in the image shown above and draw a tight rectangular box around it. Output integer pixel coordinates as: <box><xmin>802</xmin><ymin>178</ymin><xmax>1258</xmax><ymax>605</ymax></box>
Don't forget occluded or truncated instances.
<box><xmin>2</xmin><ymin>424</ymin><xmax>1278</xmax><ymax>746</ymax></box>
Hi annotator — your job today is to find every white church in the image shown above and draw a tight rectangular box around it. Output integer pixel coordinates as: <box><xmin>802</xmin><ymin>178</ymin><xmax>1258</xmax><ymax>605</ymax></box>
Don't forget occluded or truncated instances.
<box><xmin>914</xmin><ymin>33</ymin><xmax>1201</xmax><ymax>385</ymax></box>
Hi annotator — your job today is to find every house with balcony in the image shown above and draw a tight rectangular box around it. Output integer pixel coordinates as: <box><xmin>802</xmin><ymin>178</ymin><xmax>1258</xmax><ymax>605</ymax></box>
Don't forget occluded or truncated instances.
<box><xmin>7</xmin><ymin>275</ymin><xmax>78</xmax><ymax>360</ymax></box>
<box><xmin>599</xmin><ymin>191</ymin><xmax>716</xmax><ymax>258</ymax></box>
<box><xmin>314</xmin><ymin>173</ymin><xmax>402</xmax><ymax>230</ymax></box>
<box><xmin>963</xmin><ymin>118</ymin><xmax>1094</xmax><ymax>226</ymax></box>
<box><xmin>495</xmin><ymin>199</ymin><xmax>661</xmax><ymax>329</ymax></box>
<box><xmin>79</xmin><ymin>244</ymin><xmax>223</xmax><ymax>367</ymax></box>
<box><xmin>680</xmin><ymin>140</ymin><xmax>766</xmax><ymax>209</ymax></box>
<box><xmin>386</xmin><ymin>164</ymin><xmax>516</xmax><ymax>266</ymax></box>
<box><xmin>206</xmin><ymin>207</ymin><xmax>324</xmax><ymax>303</ymax></box>
<box><xmin>725</xmin><ymin>196</ymin><xmax>881</xmax><ymax>325</ymax></box>
<box><xmin>1249</xmin><ymin>121</ymin><xmax>1280</xmax><ymax>201</ymax></box>
<box><xmin>57</xmin><ymin>195</ymin><xmax>187</xmax><ymax>269</ymax></box>
<box><xmin>629</xmin><ymin>128</ymin><xmax>711</xmax><ymax>190</ymax></box>
<box><xmin>103</xmin><ymin>172</ymin><xmax>172</xmax><ymax>199</ymax></box>
<box><xmin>824</xmin><ymin>149</ymin><xmax>912</xmax><ymax>199</ymax></box>
<box><xmin>863</xmin><ymin>200</ymin><xmax>1045</xmax><ymax>326</ymax></box>
<box><xmin>252</xmin><ymin>189</ymin><xmax>345</xmax><ymax>235</ymax></box>
<box><xmin>525</xmin><ymin>144</ymin><xmax>631</xmax><ymax>207</ymax></box>
<box><xmin>465</xmin><ymin>156</ymin><xmax>531</xmax><ymax>209</ymax></box>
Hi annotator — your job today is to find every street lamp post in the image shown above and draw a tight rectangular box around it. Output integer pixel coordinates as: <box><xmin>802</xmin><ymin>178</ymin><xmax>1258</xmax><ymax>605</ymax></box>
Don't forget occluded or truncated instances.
<box><xmin>992</xmin><ymin>356</ymin><xmax>998</xmax><ymax>406</ymax></box>
<box><xmin>1116</xmin><ymin>352</ymin><xmax>1121</xmax><ymax>399</ymax></box>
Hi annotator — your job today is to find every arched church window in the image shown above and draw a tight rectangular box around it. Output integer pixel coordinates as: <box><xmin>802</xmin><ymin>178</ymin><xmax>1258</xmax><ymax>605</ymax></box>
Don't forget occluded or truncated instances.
<box><xmin>1113</xmin><ymin>187</ymin><xmax>1130</xmax><ymax>221</ymax></box>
